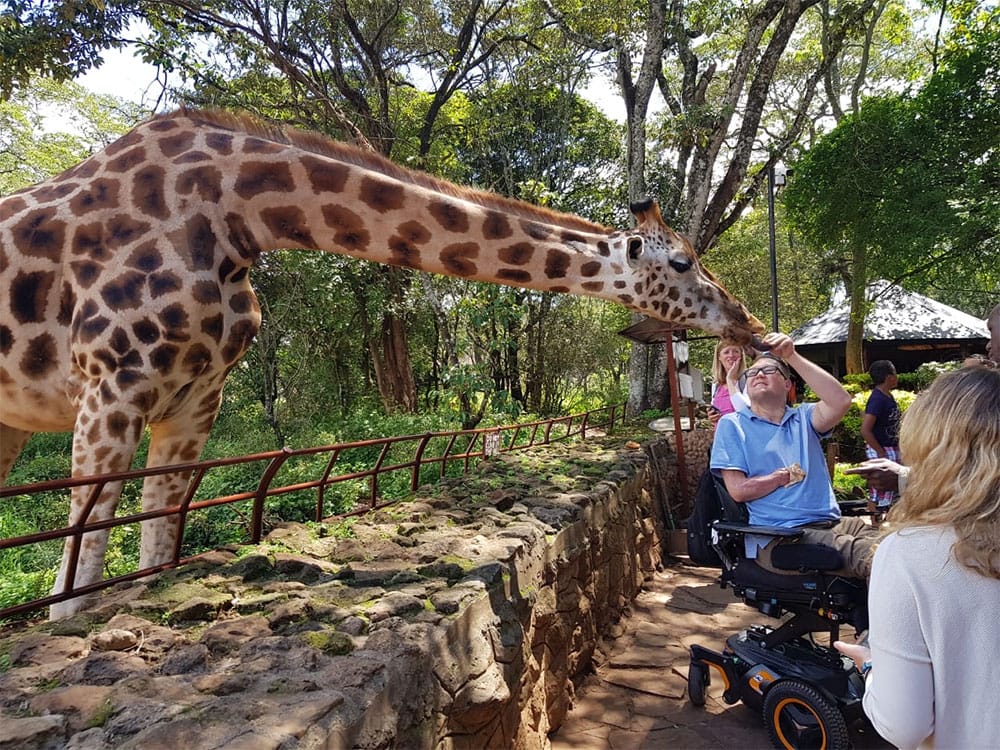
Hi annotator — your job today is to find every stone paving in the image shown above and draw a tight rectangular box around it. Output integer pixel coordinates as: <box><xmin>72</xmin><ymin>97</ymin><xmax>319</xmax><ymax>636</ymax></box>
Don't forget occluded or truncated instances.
<box><xmin>550</xmin><ymin>561</ymin><xmax>892</xmax><ymax>750</ymax></box>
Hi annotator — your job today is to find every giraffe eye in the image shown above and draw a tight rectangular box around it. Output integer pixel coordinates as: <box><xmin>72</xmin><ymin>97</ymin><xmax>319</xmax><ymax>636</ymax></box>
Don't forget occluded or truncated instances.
<box><xmin>669</xmin><ymin>257</ymin><xmax>692</xmax><ymax>273</ymax></box>
<box><xmin>627</xmin><ymin>237</ymin><xmax>644</xmax><ymax>263</ymax></box>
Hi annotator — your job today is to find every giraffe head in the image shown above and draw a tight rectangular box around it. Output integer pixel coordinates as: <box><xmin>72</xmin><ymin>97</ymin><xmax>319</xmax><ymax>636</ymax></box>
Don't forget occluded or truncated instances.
<box><xmin>622</xmin><ymin>199</ymin><xmax>765</xmax><ymax>343</ymax></box>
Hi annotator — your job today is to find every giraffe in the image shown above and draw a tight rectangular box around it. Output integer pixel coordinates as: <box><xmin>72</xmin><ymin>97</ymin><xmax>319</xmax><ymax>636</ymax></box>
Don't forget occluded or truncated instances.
<box><xmin>1</xmin><ymin>108</ymin><xmax>764</xmax><ymax>618</ymax></box>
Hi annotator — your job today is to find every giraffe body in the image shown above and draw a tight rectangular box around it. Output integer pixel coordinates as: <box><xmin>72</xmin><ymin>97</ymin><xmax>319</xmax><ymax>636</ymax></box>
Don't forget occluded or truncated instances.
<box><xmin>0</xmin><ymin>109</ymin><xmax>762</xmax><ymax>618</ymax></box>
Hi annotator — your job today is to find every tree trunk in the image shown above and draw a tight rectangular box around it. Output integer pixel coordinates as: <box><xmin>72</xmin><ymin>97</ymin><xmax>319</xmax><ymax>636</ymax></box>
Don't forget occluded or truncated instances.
<box><xmin>845</xmin><ymin>246</ymin><xmax>868</xmax><ymax>374</ymax></box>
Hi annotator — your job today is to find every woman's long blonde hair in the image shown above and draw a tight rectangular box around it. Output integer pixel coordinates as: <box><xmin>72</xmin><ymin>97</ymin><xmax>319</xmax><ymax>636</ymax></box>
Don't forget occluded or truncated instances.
<box><xmin>892</xmin><ymin>367</ymin><xmax>1000</xmax><ymax>579</ymax></box>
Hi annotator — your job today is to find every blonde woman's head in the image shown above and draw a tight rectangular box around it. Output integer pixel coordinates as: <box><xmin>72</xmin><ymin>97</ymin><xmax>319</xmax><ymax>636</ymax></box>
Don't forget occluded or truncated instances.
<box><xmin>893</xmin><ymin>366</ymin><xmax>1000</xmax><ymax>578</ymax></box>
<box><xmin>713</xmin><ymin>340</ymin><xmax>748</xmax><ymax>384</ymax></box>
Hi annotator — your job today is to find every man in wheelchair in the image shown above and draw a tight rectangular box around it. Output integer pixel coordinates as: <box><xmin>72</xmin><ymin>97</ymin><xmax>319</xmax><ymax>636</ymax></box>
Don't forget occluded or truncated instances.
<box><xmin>687</xmin><ymin>333</ymin><xmax>879</xmax><ymax>750</ymax></box>
<box><xmin>711</xmin><ymin>333</ymin><xmax>879</xmax><ymax>580</ymax></box>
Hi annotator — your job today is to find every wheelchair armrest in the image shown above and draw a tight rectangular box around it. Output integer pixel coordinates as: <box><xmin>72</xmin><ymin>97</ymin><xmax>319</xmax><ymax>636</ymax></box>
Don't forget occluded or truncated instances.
<box><xmin>712</xmin><ymin>520</ymin><xmax>805</xmax><ymax>540</ymax></box>
<box><xmin>838</xmin><ymin>499</ymin><xmax>870</xmax><ymax>516</ymax></box>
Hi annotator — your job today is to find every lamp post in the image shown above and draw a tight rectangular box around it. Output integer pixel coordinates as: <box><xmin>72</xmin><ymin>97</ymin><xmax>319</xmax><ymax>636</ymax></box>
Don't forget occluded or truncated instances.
<box><xmin>767</xmin><ymin>163</ymin><xmax>787</xmax><ymax>332</ymax></box>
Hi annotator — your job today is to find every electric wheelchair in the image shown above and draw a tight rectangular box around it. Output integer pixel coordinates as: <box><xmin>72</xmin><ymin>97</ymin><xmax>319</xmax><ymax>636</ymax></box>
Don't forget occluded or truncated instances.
<box><xmin>686</xmin><ymin>473</ymin><xmax>871</xmax><ymax>750</ymax></box>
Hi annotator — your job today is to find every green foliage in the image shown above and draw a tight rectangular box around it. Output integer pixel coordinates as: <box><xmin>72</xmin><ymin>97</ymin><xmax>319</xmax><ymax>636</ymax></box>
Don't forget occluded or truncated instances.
<box><xmin>832</xmin><ymin>463</ymin><xmax>868</xmax><ymax>503</ymax></box>
<box><xmin>785</xmin><ymin>8</ymin><xmax>1000</xmax><ymax>327</ymax></box>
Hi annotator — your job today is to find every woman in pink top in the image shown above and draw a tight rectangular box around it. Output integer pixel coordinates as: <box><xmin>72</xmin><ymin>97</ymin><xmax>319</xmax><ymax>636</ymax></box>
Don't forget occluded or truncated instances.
<box><xmin>709</xmin><ymin>340</ymin><xmax>750</xmax><ymax>426</ymax></box>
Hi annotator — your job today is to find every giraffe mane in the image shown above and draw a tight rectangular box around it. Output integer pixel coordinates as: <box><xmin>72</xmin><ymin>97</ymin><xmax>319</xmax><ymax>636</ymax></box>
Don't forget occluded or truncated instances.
<box><xmin>157</xmin><ymin>108</ymin><xmax>613</xmax><ymax>235</ymax></box>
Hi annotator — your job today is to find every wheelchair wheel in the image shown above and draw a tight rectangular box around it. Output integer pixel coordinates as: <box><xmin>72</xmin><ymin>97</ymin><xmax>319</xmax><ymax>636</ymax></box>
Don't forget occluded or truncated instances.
<box><xmin>688</xmin><ymin>661</ymin><xmax>708</xmax><ymax>706</ymax></box>
<box><xmin>762</xmin><ymin>679</ymin><xmax>849</xmax><ymax>750</ymax></box>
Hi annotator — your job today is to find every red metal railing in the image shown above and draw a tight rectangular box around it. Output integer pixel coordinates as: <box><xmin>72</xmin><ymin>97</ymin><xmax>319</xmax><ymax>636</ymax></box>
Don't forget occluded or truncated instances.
<box><xmin>0</xmin><ymin>404</ymin><xmax>624</xmax><ymax>619</ymax></box>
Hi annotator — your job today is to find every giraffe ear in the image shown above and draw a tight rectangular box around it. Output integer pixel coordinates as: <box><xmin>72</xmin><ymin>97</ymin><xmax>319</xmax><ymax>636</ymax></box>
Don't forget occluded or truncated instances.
<box><xmin>627</xmin><ymin>236</ymin><xmax>644</xmax><ymax>264</ymax></box>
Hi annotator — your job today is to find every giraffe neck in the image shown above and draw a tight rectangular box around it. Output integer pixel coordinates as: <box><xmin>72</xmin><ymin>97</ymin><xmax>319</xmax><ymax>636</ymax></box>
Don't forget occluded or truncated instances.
<box><xmin>155</xmin><ymin>111</ymin><xmax>632</xmax><ymax>303</ymax></box>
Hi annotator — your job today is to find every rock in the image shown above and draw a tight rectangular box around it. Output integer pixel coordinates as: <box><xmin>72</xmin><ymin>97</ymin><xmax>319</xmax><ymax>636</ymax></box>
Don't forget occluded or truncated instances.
<box><xmin>90</xmin><ymin>629</ymin><xmax>138</xmax><ymax>652</ymax></box>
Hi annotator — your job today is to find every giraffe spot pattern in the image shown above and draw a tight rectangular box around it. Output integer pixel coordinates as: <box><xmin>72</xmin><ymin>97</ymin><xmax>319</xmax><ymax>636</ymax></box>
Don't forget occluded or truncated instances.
<box><xmin>105</xmin><ymin>214</ymin><xmax>151</xmax><ymax>250</ymax></box>
<box><xmin>201</xmin><ymin>314</ymin><xmax>224</xmax><ymax>342</ymax></box>
<box><xmin>13</xmin><ymin>208</ymin><xmax>65</xmax><ymax>261</ymax></box>
<box><xmin>70</xmin><ymin>260</ymin><xmax>101</xmax><ymax>288</ymax></box>
<box><xmin>394</xmin><ymin>220</ymin><xmax>431</xmax><ymax>245</ymax></box>
<box><xmin>1</xmin><ymin>196</ymin><xmax>28</xmax><ymax>222</ymax></box>
<box><xmin>496</xmin><ymin>268</ymin><xmax>532</xmax><ymax>283</ymax></box>
<box><xmin>21</xmin><ymin>333</ymin><xmax>58</xmax><ymax>378</ymax></box>
<box><xmin>109</xmin><ymin>327</ymin><xmax>131</xmax><ymax>355</ymax></box>
<box><xmin>125</xmin><ymin>242</ymin><xmax>163</xmax><ymax>272</ymax></box>
<box><xmin>103</xmin><ymin>129</ymin><xmax>144</xmax><ymax>155</ymax></box>
<box><xmin>483</xmin><ymin>211</ymin><xmax>513</xmax><ymax>239</ymax></box>
<box><xmin>205</xmin><ymin>132</ymin><xmax>234</xmax><ymax>154</ymax></box>
<box><xmin>302</xmin><ymin>156</ymin><xmax>350</xmax><ymax>194</ymax></box>
<box><xmin>229</xmin><ymin>291</ymin><xmax>255</xmax><ymax>314</ymax></box>
<box><xmin>560</xmin><ymin>230</ymin><xmax>586</xmax><ymax>245</ymax></box>
<box><xmin>388</xmin><ymin>234</ymin><xmax>421</xmax><ymax>268</ymax></box>
<box><xmin>582</xmin><ymin>282</ymin><xmax>604</xmax><ymax>292</ymax></box>
<box><xmin>544</xmin><ymin>249</ymin><xmax>570</xmax><ymax>279</ymax></box>
<box><xmin>100</xmin><ymin>270</ymin><xmax>146</xmax><ymax>311</ymax></box>
<box><xmin>158</xmin><ymin>131</ymin><xmax>196</xmax><ymax>158</ymax></box>
<box><xmin>176</xmin><ymin>165</ymin><xmax>223</xmax><ymax>202</ymax></box>
<box><xmin>173</xmin><ymin>150</ymin><xmax>212</xmax><ymax>164</ymax></box>
<box><xmin>116</xmin><ymin>368</ymin><xmax>142</xmax><ymax>390</ymax></box>
<box><xmin>498</xmin><ymin>243</ymin><xmax>534</xmax><ymax>266</ymax></box>
<box><xmin>72</xmin><ymin>301</ymin><xmax>110</xmax><ymax>343</ymax></box>
<box><xmin>106</xmin><ymin>147</ymin><xmax>148</xmax><ymax>174</ymax></box>
<box><xmin>106</xmin><ymin>411</ymin><xmax>133</xmax><ymax>441</ymax></box>
<box><xmin>580</xmin><ymin>261</ymin><xmax>602</xmax><ymax>277</ymax></box>
<box><xmin>0</xmin><ymin>326</ymin><xmax>12</xmax><ymax>355</ymax></box>
<box><xmin>192</xmin><ymin>280</ymin><xmax>222</xmax><ymax>305</ymax></box>
<box><xmin>182</xmin><ymin>214</ymin><xmax>217</xmax><ymax>271</ymax></box>
<box><xmin>149</xmin><ymin>271</ymin><xmax>183</xmax><ymax>298</ymax></box>
<box><xmin>440</xmin><ymin>242</ymin><xmax>480</xmax><ymax>277</ymax></box>
<box><xmin>234</xmin><ymin>161</ymin><xmax>295</xmax><ymax>199</ymax></box>
<box><xmin>359</xmin><ymin>177</ymin><xmax>404</xmax><ymax>213</ymax></box>
<box><xmin>147</xmin><ymin>119</ymin><xmax>179</xmax><ymax>133</ymax></box>
<box><xmin>597</xmin><ymin>241</ymin><xmax>611</xmax><ymax>257</ymax></box>
<box><xmin>67</xmin><ymin>159</ymin><xmax>101</xmax><ymax>180</ymax></box>
<box><xmin>131</xmin><ymin>389</ymin><xmax>159</xmax><ymax>412</ymax></box>
<box><xmin>222</xmin><ymin>320</ymin><xmax>258</xmax><ymax>364</ymax></box>
<box><xmin>132</xmin><ymin>319</ymin><xmax>160</xmax><ymax>344</ymax></box>
<box><xmin>33</xmin><ymin>183</ymin><xmax>78</xmax><ymax>202</ymax></box>
<box><xmin>261</xmin><ymin>206</ymin><xmax>317</xmax><ymax>247</ymax></box>
<box><xmin>71</xmin><ymin>222</ymin><xmax>111</xmax><ymax>260</ymax></box>
<box><xmin>183</xmin><ymin>344</ymin><xmax>214</xmax><ymax>376</ymax></box>
<box><xmin>520</xmin><ymin>221</ymin><xmax>552</xmax><ymax>241</ymax></box>
<box><xmin>321</xmin><ymin>205</ymin><xmax>370</xmax><ymax>252</ymax></box>
<box><xmin>224</xmin><ymin>213</ymin><xmax>261</xmax><ymax>261</ymax></box>
<box><xmin>428</xmin><ymin>201</ymin><xmax>470</xmax><ymax>233</ymax></box>
<box><xmin>133</xmin><ymin>165</ymin><xmax>169</xmax><ymax>219</ymax></box>
<box><xmin>159</xmin><ymin>304</ymin><xmax>191</xmax><ymax>342</ymax></box>
<box><xmin>150</xmin><ymin>344</ymin><xmax>179</xmax><ymax>374</ymax></box>
<box><xmin>10</xmin><ymin>270</ymin><xmax>55</xmax><ymax>323</ymax></box>
<box><xmin>243</xmin><ymin>137</ymin><xmax>284</xmax><ymax>154</ymax></box>
<box><xmin>69</xmin><ymin>178</ymin><xmax>120</xmax><ymax>216</ymax></box>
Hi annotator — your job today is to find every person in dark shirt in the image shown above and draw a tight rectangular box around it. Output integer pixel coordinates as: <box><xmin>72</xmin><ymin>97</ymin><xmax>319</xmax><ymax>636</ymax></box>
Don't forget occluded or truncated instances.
<box><xmin>860</xmin><ymin>360</ymin><xmax>900</xmax><ymax>520</ymax></box>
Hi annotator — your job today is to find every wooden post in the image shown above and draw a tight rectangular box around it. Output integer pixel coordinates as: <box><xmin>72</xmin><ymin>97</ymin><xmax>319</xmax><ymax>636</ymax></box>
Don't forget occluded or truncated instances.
<box><xmin>665</xmin><ymin>336</ymin><xmax>688</xmax><ymax>503</ymax></box>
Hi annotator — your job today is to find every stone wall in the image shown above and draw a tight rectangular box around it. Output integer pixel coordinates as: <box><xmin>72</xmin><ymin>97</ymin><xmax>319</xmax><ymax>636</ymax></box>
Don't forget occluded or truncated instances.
<box><xmin>0</xmin><ymin>437</ymin><xmax>667</xmax><ymax>750</ymax></box>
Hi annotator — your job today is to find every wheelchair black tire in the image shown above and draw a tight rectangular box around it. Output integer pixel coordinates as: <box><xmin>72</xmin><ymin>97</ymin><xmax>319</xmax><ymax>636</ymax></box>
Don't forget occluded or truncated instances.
<box><xmin>762</xmin><ymin>679</ymin><xmax>849</xmax><ymax>750</ymax></box>
<box><xmin>687</xmin><ymin>661</ymin><xmax>708</xmax><ymax>706</ymax></box>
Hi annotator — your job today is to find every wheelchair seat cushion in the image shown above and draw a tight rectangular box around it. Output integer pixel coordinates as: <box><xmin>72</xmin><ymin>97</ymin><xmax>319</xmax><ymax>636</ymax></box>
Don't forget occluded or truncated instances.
<box><xmin>770</xmin><ymin>542</ymin><xmax>843</xmax><ymax>572</ymax></box>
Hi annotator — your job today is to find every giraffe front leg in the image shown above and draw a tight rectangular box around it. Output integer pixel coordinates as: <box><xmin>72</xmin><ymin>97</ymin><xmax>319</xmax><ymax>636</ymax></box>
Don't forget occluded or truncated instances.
<box><xmin>138</xmin><ymin>388</ymin><xmax>223</xmax><ymax>569</ymax></box>
<box><xmin>50</xmin><ymin>407</ymin><xmax>147</xmax><ymax>620</ymax></box>
<box><xmin>0</xmin><ymin>423</ymin><xmax>34</xmax><ymax>485</ymax></box>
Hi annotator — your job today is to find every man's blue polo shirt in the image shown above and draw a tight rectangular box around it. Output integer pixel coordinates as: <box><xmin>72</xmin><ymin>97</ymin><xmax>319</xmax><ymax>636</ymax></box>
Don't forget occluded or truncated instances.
<box><xmin>710</xmin><ymin>402</ymin><xmax>840</xmax><ymax>527</ymax></box>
